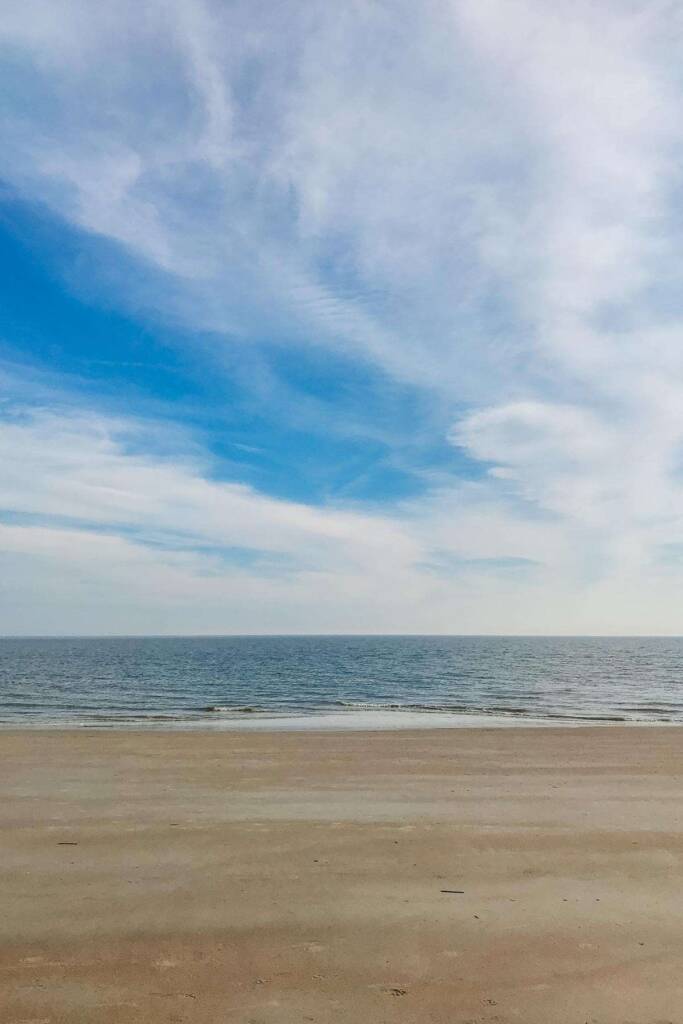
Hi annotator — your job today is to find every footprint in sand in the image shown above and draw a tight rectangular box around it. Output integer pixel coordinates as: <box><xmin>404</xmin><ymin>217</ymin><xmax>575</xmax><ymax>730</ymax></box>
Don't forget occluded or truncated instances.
<box><xmin>369</xmin><ymin>983</ymin><xmax>408</xmax><ymax>997</ymax></box>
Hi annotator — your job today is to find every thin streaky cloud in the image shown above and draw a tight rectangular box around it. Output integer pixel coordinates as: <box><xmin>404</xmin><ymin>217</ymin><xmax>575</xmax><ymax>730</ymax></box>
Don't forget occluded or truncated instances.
<box><xmin>1</xmin><ymin>0</ymin><xmax>683</xmax><ymax>632</ymax></box>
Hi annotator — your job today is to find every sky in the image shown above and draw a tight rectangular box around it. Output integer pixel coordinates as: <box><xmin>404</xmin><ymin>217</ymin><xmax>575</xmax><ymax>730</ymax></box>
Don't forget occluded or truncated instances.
<box><xmin>2</xmin><ymin>0</ymin><xmax>683</xmax><ymax>635</ymax></box>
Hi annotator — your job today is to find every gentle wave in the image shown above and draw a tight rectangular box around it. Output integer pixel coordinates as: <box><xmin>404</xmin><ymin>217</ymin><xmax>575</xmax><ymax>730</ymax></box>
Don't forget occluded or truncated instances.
<box><xmin>3</xmin><ymin>635</ymin><xmax>683</xmax><ymax>729</ymax></box>
<box><xmin>203</xmin><ymin>705</ymin><xmax>262</xmax><ymax>713</ymax></box>
<box><xmin>333</xmin><ymin>700</ymin><xmax>635</xmax><ymax>722</ymax></box>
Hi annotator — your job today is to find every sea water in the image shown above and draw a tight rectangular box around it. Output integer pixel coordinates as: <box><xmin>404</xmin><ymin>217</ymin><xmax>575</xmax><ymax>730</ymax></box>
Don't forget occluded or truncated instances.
<box><xmin>1</xmin><ymin>635</ymin><xmax>683</xmax><ymax>729</ymax></box>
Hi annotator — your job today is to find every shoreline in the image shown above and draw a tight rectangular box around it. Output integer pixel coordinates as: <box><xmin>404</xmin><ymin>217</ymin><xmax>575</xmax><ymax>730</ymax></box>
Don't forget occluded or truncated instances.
<box><xmin>1</xmin><ymin>711</ymin><xmax>681</xmax><ymax>731</ymax></box>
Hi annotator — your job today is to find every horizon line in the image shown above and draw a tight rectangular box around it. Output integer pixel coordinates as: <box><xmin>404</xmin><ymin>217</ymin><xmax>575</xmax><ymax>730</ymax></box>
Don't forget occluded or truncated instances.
<box><xmin>2</xmin><ymin>633</ymin><xmax>683</xmax><ymax>640</ymax></box>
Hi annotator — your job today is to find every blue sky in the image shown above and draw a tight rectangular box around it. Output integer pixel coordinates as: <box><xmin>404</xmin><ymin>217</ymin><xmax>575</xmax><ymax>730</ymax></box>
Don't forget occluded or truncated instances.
<box><xmin>1</xmin><ymin>197</ymin><xmax>468</xmax><ymax>506</ymax></box>
<box><xmin>2</xmin><ymin>0</ymin><xmax>683</xmax><ymax>634</ymax></box>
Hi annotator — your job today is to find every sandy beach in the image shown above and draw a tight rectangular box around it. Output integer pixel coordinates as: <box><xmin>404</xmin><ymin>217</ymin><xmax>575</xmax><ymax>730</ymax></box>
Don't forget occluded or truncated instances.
<box><xmin>2</xmin><ymin>726</ymin><xmax>683</xmax><ymax>1023</ymax></box>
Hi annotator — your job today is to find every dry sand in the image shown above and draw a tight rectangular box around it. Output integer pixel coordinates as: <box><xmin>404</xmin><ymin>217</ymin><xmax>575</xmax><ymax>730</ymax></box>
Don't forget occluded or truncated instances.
<box><xmin>2</xmin><ymin>726</ymin><xmax>683</xmax><ymax>1023</ymax></box>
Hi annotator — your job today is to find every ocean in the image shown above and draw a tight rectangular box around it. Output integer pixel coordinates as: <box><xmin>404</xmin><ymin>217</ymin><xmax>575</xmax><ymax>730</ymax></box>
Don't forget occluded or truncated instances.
<box><xmin>1</xmin><ymin>634</ymin><xmax>683</xmax><ymax>729</ymax></box>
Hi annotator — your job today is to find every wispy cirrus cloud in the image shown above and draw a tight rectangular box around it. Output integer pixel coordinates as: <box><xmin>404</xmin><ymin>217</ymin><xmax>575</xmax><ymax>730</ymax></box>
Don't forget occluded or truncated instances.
<box><xmin>2</xmin><ymin>401</ymin><xmax>683</xmax><ymax>635</ymax></box>
<box><xmin>0</xmin><ymin>403</ymin><xmax>545</xmax><ymax>633</ymax></box>
<box><xmin>2</xmin><ymin>0</ymin><xmax>683</xmax><ymax>631</ymax></box>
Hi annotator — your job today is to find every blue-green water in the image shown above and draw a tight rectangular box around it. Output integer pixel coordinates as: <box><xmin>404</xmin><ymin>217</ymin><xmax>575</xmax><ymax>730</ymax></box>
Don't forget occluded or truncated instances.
<box><xmin>1</xmin><ymin>635</ymin><xmax>683</xmax><ymax>729</ymax></box>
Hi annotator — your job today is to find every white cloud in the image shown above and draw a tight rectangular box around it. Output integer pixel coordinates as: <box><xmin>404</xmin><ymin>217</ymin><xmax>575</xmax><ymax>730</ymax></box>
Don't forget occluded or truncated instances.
<box><xmin>2</xmin><ymin>403</ymin><xmax>683</xmax><ymax>634</ymax></box>
<box><xmin>0</xmin><ymin>406</ymin><xmax>514</xmax><ymax>633</ymax></box>
<box><xmin>0</xmin><ymin>408</ymin><xmax>420</xmax><ymax>569</ymax></box>
<box><xmin>2</xmin><ymin>1</ymin><xmax>683</xmax><ymax>631</ymax></box>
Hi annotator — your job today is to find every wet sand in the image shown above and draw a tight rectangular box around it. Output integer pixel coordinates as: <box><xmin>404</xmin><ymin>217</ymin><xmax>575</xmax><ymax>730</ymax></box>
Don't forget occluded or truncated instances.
<box><xmin>2</xmin><ymin>726</ymin><xmax>683</xmax><ymax>1023</ymax></box>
